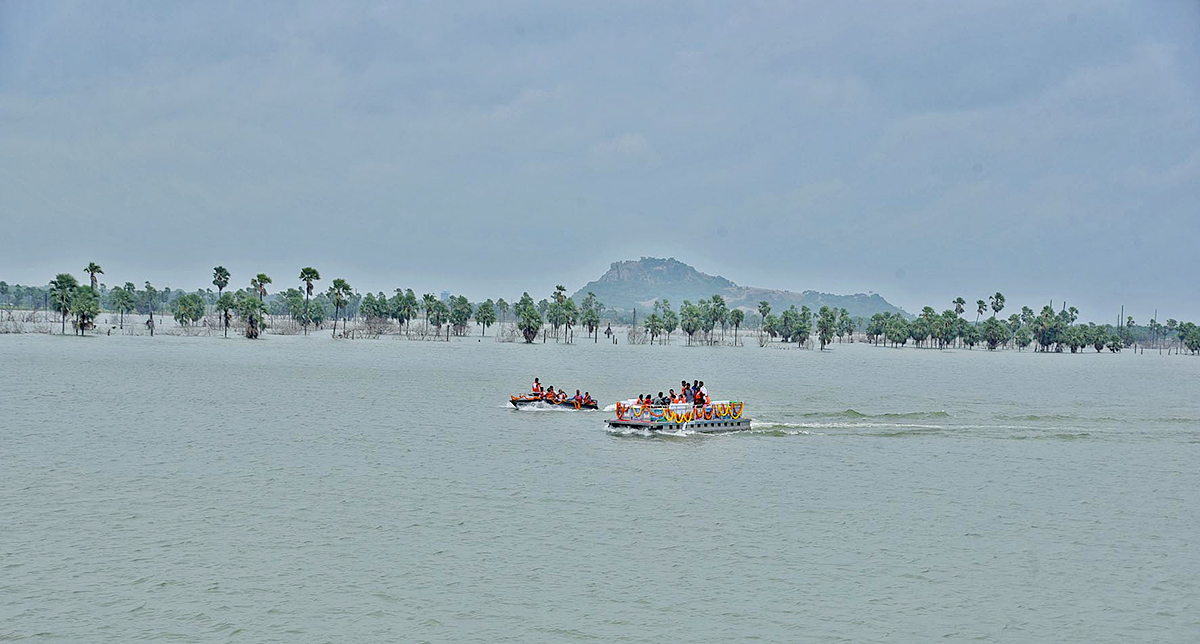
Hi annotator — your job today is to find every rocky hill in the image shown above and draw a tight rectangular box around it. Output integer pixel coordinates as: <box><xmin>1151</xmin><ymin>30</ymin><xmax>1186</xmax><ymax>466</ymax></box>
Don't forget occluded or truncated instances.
<box><xmin>571</xmin><ymin>257</ymin><xmax>907</xmax><ymax>320</ymax></box>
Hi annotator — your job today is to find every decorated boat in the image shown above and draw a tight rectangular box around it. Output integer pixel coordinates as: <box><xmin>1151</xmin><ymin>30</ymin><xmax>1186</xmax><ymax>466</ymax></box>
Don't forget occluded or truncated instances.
<box><xmin>606</xmin><ymin>401</ymin><xmax>749</xmax><ymax>432</ymax></box>
<box><xmin>510</xmin><ymin>394</ymin><xmax>599</xmax><ymax>410</ymax></box>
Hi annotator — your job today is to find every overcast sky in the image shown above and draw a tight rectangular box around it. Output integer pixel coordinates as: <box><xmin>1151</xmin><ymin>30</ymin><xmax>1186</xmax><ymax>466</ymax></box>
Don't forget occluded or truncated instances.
<box><xmin>1</xmin><ymin>1</ymin><xmax>1197</xmax><ymax>321</ymax></box>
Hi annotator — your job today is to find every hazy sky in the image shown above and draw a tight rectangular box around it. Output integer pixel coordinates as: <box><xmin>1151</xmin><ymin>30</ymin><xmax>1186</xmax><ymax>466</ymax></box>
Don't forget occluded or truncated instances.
<box><xmin>2</xmin><ymin>1</ymin><xmax>1198</xmax><ymax>321</ymax></box>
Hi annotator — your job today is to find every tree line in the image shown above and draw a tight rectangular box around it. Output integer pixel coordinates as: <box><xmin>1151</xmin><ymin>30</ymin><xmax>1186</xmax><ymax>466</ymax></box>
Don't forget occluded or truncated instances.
<box><xmin>4</xmin><ymin>270</ymin><xmax>1200</xmax><ymax>354</ymax></box>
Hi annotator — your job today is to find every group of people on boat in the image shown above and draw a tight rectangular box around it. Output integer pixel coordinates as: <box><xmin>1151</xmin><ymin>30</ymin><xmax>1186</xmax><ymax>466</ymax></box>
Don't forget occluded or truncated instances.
<box><xmin>635</xmin><ymin>380</ymin><xmax>710</xmax><ymax>408</ymax></box>
<box><xmin>531</xmin><ymin>378</ymin><xmax>595</xmax><ymax>407</ymax></box>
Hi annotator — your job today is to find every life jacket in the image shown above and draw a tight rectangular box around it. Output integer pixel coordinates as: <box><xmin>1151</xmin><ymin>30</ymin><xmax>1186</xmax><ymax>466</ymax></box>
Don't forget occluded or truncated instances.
<box><xmin>574</xmin><ymin>394</ymin><xmax>582</xmax><ymax>403</ymax></box>
<box><xmin>532</xmin><ymin>382</ymin><xmax>542</xmax><ymax>394</ymax></box>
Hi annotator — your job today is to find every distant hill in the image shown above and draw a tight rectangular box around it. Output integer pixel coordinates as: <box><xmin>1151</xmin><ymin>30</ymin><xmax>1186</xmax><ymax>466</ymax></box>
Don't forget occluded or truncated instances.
<box><xmin>571</xmin><ymin>257</ymin><xmax>908</xmax><ymax>320</ymax></box>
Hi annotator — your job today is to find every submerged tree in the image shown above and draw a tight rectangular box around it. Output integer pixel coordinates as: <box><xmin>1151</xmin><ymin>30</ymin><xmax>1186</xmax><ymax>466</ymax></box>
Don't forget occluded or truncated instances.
<box><xmin>328</xmin><ymin>279</ymin><xmax>352</xmax><ymax>338</ymax></box>
<box><xmin>496</xmin><ymin>298</ymin><xmax>509</xmax><ymax>328</ymax></box>
<box><xmin>171</xmin><ymin>293</ymin><xmax>205</xmax><ymax>326</ymax></box>
<box><xmin>298</xmin><ymin>267</ymin><xmax>320</xmax><ymax>335</ymax></box>
<box><xmin>817</xmin><ymin>306</ymin><xmax>836</xmax><ymax>350</ymax></box>
<box><xmin>730</xmin><ymin>308</ymin><xmax>745</xmax><ymax>345</ymax></box>
<box><xmin>71</xmin><ymin>286</ymin><xmax>100</xmax><ymax>335</ymax></box>
<box><xmin>215</xmin><ymin>292</ymin><xmax>236</xmax><ymax>337</ymax></box>
<box><xmin>515</xmin><ymin>292</ymin><xmax>542</xmax><ymax>343</ymax></box>
<box><xmin>475</xmin><ymin>299</ymin><xmax>496</xmax><ymax>335</ymax></box>
<box><xmin>235</xmin><ymin>292</ymin><xmax>267</xmax><ymax>338</ymax></box>
<box><xmin>449</xmin><ymin>295</ymin><xmax>473</xmax><ymax>336</ymax></box>
<box><xmin>50</xmin><ymin>273</ymin><xmax>78</xmax><ymax>334</ymax></box>
<box><xmin>111</xmin><ymin>283</ymin><xmax>137</xmax><ymax>329</ymax></box>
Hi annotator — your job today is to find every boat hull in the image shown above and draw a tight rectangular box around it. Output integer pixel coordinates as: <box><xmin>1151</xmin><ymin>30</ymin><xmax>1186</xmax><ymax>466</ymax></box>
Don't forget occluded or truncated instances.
<box><xmin>510</xmin><ymin>397</ymin><xmax>599</xmax><ymax>410</ymax></box>
<box><xmin>606</xmin><ymin>417</ymin><xmax>751</xmax><ymax>433</ymax></box>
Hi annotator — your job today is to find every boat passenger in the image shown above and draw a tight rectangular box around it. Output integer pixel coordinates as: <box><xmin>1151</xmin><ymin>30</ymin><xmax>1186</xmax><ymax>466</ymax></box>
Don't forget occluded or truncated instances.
<box><xmin>683</xmin><ymin>384</ymin><xmax>693</xmax><ymax>403</ymax></box>
<box><xmin>656</xmin><ymin>392</ymin><xmax>666</xmax><ymax>405</ymax></box>
<box><xmin>574</xmin><ymin>390</ymin><xmax>583</xmax><ymax>404</ymax></box>
<box><xmin>583</xmin><ymin>392</ymin><xmax>594</xmax><ymax>405</ymax></box>
<box><xmin>669</xmin><ymin>389</ymin><xmax>678</xmax><ymax>403</ymax></box>
<box><xmin>532</xmin><ymin>378</ymin><xmax>542</xmax><ymax>396</ymax></box>
<box><xmin>545</xmin><ymin>386</ymin><xmax>556</xmax><ymax>400</ymax></box>
<box><xmin>699</xmin><ymin>381</ymin><xmax>708</xmax><ymax>402</ymax></box>
<box><xmin>636</xmin><ymin>394</ymin><xmax>644</xmax><ymax>405</ymax></box>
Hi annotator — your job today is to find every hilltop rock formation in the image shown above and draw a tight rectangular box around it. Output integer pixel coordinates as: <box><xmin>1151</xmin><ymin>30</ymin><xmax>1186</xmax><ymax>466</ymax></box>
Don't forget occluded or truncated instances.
<box><xmin>571</xmin><ymin>257</ymin><xmax>907</xmax><ymax>319</ymax></box>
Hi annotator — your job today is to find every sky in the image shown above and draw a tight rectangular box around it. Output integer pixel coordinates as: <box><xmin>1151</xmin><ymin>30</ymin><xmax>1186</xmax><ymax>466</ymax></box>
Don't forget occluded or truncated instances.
<box><xmin>1</xmin><ymin>1</ymin><xmax>1198</xmax><ymax>322</ymax></box>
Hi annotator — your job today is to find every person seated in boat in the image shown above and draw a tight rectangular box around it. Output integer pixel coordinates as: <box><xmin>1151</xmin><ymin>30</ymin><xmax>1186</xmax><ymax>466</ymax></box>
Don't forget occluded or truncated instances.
<box><xmin>641</xmin><ymin>394</ymin><xmax>652</xmax><ymax>409</ymax></box>
<box><xmin>532</xmin><ymin>378</ymin><xmax>542</xmax><ymax>397</ymax></box>
<box><xmin>636</xmin><ymin>394</ymin><xmax>644</xmax><ymax>406</ymax></box>
<box><xmin>583</xmin><ymin>392</ymin><xmax>594</xmax><ymax>405</ymax></box>
<box><xmin>545</xmin><ymin>385</ymin><xmax>556</xmax><ymax>400</ymax></box>
<box><xmin>656</xmin><ymin>392</ymin><xmax>667</xmax><ymax>405</ymax></box>
<box><xmin>668</xmin><ymin>389</ymin><xmax>678</xmax><ymax>403</ymax></box>
<box><xmin>573</xmin><ymin>390</ymin><xmax>583</xmax><ymax>405</ymax></box>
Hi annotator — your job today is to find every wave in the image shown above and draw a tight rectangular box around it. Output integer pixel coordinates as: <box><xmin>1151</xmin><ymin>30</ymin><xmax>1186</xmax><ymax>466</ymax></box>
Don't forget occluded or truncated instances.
<box><xmin>797</xmin><ymin>409</ymin><xmax>950</xmax><ymax>420</ymax></box>
<box><xmin>508</xmin><ymin>401</ymin><xmax>574</xmax><ymax>412</ymax></box>
<box><xmin>994</xmin><ymin>413</ymin><xmax>1079</xmax><ymax>422</ymax></box>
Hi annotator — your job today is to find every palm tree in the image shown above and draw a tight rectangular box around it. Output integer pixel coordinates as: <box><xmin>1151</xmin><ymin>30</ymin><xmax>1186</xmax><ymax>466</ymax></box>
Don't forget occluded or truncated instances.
<box><xmin>953</xmin><ymin>297</ymin><xmax>966</xmax><ymax>316</ymax></box>
<box><xmin>212</xmin><ymin>266</ymin><xmax>230</xmax><ymax>296</ymax></box>
<box><xmin>730</xmin><ymin>309</ymin><xmax>744</xmax><ymax>345</ymax></box>
<box><xmin>251</xmin><ymin>273</ymin><xmax>272</xmax><ymax>302</ymax></box>
<box><xmin>49</xmin><ymin>273</ymin><xmax>78</xmax><ymax>334</ymax></box>
<box><xmin>422</xmin><ymin>293</ymin><xmax>437</xmax><ymax>332</ymax></box>
<box><xmin>298</xmin><ymin>267</ymin><xmax>320</xmax><ymax>335</ymax></box>
<box><xmin>757</xmin><ymin>301</ymin><xmax>771</xmax><ymax>342</ymax></box>
<box><xmin>497</xmin><ymin>298</ymin><xmax>509</xmax><ymax>327</ymax></box>
<box><xmin>84</xmin><ymin>262</ymin><xmax>103</xmax><ymax>292</ymax></box>
<box><xmin>976</xmin><ymin>299</ymin><xmax>987</xmax><ymax>323</ymax></box>
<box><xmin>989</xmin><ymin>292</ymin><xmax>1005</xmax><ymax>318</ymax></box>
<box><xmin>328</xmin><ymin>278</ymin><xmax>352</xmax><ymax>338</ymax></box>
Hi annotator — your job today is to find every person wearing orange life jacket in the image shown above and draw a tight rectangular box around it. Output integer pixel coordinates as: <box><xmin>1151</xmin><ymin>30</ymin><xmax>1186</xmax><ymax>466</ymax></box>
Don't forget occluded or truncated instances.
<box><xmin>583</xmin><ymin>392</ymin><xmax>594</xmax><ymax>406</ymax></box>
<box><xmin>545</xmin><ymin>385</ymin><xmax>555</xmax><ymax>401</ymax></box>
<box><xmin>532</xmin><ymin>378</ymin><xmax>543</xmax><ymax>397</ymax></box>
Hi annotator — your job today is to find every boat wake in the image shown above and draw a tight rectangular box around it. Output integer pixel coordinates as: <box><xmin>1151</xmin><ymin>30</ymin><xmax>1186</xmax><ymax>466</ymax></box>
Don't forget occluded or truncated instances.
<box><xmin>508</xmin><ymin>401</ymin><xmax>575</xmax><ymax>411</ymax></box>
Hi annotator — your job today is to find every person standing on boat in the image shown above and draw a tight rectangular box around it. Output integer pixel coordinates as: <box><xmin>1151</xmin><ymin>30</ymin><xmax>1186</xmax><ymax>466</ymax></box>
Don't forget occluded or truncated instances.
<box><xmin>532</xmin><ymin>378</ymin><xmax>543</xmax><ymax>397</ymax></box>
<box><xmin>699</xmin><ymin>381</ymin><xmax>709</xmax><ymax>405</ymax></box>
<box><xmin>682</xmin><ymin>382</ymin><xmax>693</xmax><ymax>403</ymax></box>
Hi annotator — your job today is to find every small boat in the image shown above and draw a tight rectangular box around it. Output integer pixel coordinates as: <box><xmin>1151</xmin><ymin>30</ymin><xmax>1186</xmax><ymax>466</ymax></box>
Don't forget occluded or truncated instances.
<box><xmin>510</xmin><ymin>394</ymin><xmax>599</xmax><ymax>410</ymax></box>
<box><xmin>606</xmin><ymin>401</ymin><xmax>749</xmax><ymax>432</ymax></box>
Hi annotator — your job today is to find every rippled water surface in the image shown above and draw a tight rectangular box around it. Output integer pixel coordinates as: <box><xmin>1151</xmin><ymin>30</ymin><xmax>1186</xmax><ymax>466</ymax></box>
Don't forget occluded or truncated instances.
<box><xmin>2</xmin><ymin>333</ymin><xmax>1198</xmax><ymax>642</ymax></box>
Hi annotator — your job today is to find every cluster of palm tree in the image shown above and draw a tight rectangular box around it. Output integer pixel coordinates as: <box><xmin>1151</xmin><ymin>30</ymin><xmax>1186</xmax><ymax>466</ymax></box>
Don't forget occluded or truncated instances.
<box><xmin>754</xmin><ymin>302</ymin><xmax>853</xmax><ymax>349</ymax></box>
<box><xmin>640</xmin><ymin>294</ymin><xmax>747</xmax><ymax>346</ymax></box>
<box><xmin>515</xmin><ymin>287</ymin><xmax>604</xmax><ymax>344</ymax></box>
<box><xmin>47</xmin><ymin>272</ymin><xmax>99</xmax><ymax>335</ymax></box>
<box><xmin>860</xmin><ymin>292</ymin><xmax>1200</xmax><ymax>354</ymax></box>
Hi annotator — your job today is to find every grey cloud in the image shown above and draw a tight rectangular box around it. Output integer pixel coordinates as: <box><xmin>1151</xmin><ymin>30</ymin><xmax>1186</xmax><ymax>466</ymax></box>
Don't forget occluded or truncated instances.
<box><xmin>0</xmin><ymin>1</ymin><xmax>1197</xmax><ymax>320</ymax></box>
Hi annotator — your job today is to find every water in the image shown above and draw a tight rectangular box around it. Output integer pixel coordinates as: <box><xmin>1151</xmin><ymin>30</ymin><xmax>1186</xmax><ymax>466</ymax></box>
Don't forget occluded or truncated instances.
<box><xmin>2</xmin><ymin>333</ymin><xmax>1198</xmax><ymax>642</ymax></box>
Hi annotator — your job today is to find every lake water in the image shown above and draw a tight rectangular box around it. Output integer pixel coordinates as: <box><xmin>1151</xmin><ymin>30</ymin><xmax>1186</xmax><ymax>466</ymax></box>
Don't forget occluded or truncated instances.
<box><xmin>2</xmin><ymin>333</ymin><xmax>1198</xmax><ymax>642</ymax></box>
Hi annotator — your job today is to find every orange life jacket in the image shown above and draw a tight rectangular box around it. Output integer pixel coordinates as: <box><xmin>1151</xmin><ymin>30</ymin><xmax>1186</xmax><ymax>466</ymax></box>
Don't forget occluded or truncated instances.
<box><xmin>532</xmin><ymin>383</ymin><xmax>542</xmax><ymax>394</ymax></box>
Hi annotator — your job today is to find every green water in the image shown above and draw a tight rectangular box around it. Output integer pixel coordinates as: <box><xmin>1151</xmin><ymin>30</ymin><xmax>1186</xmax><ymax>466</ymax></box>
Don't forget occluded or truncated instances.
<box><xmin>2</xmin><ymin>334</ymin><xmax>1197</xmax><ymax>642</ymax></box>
